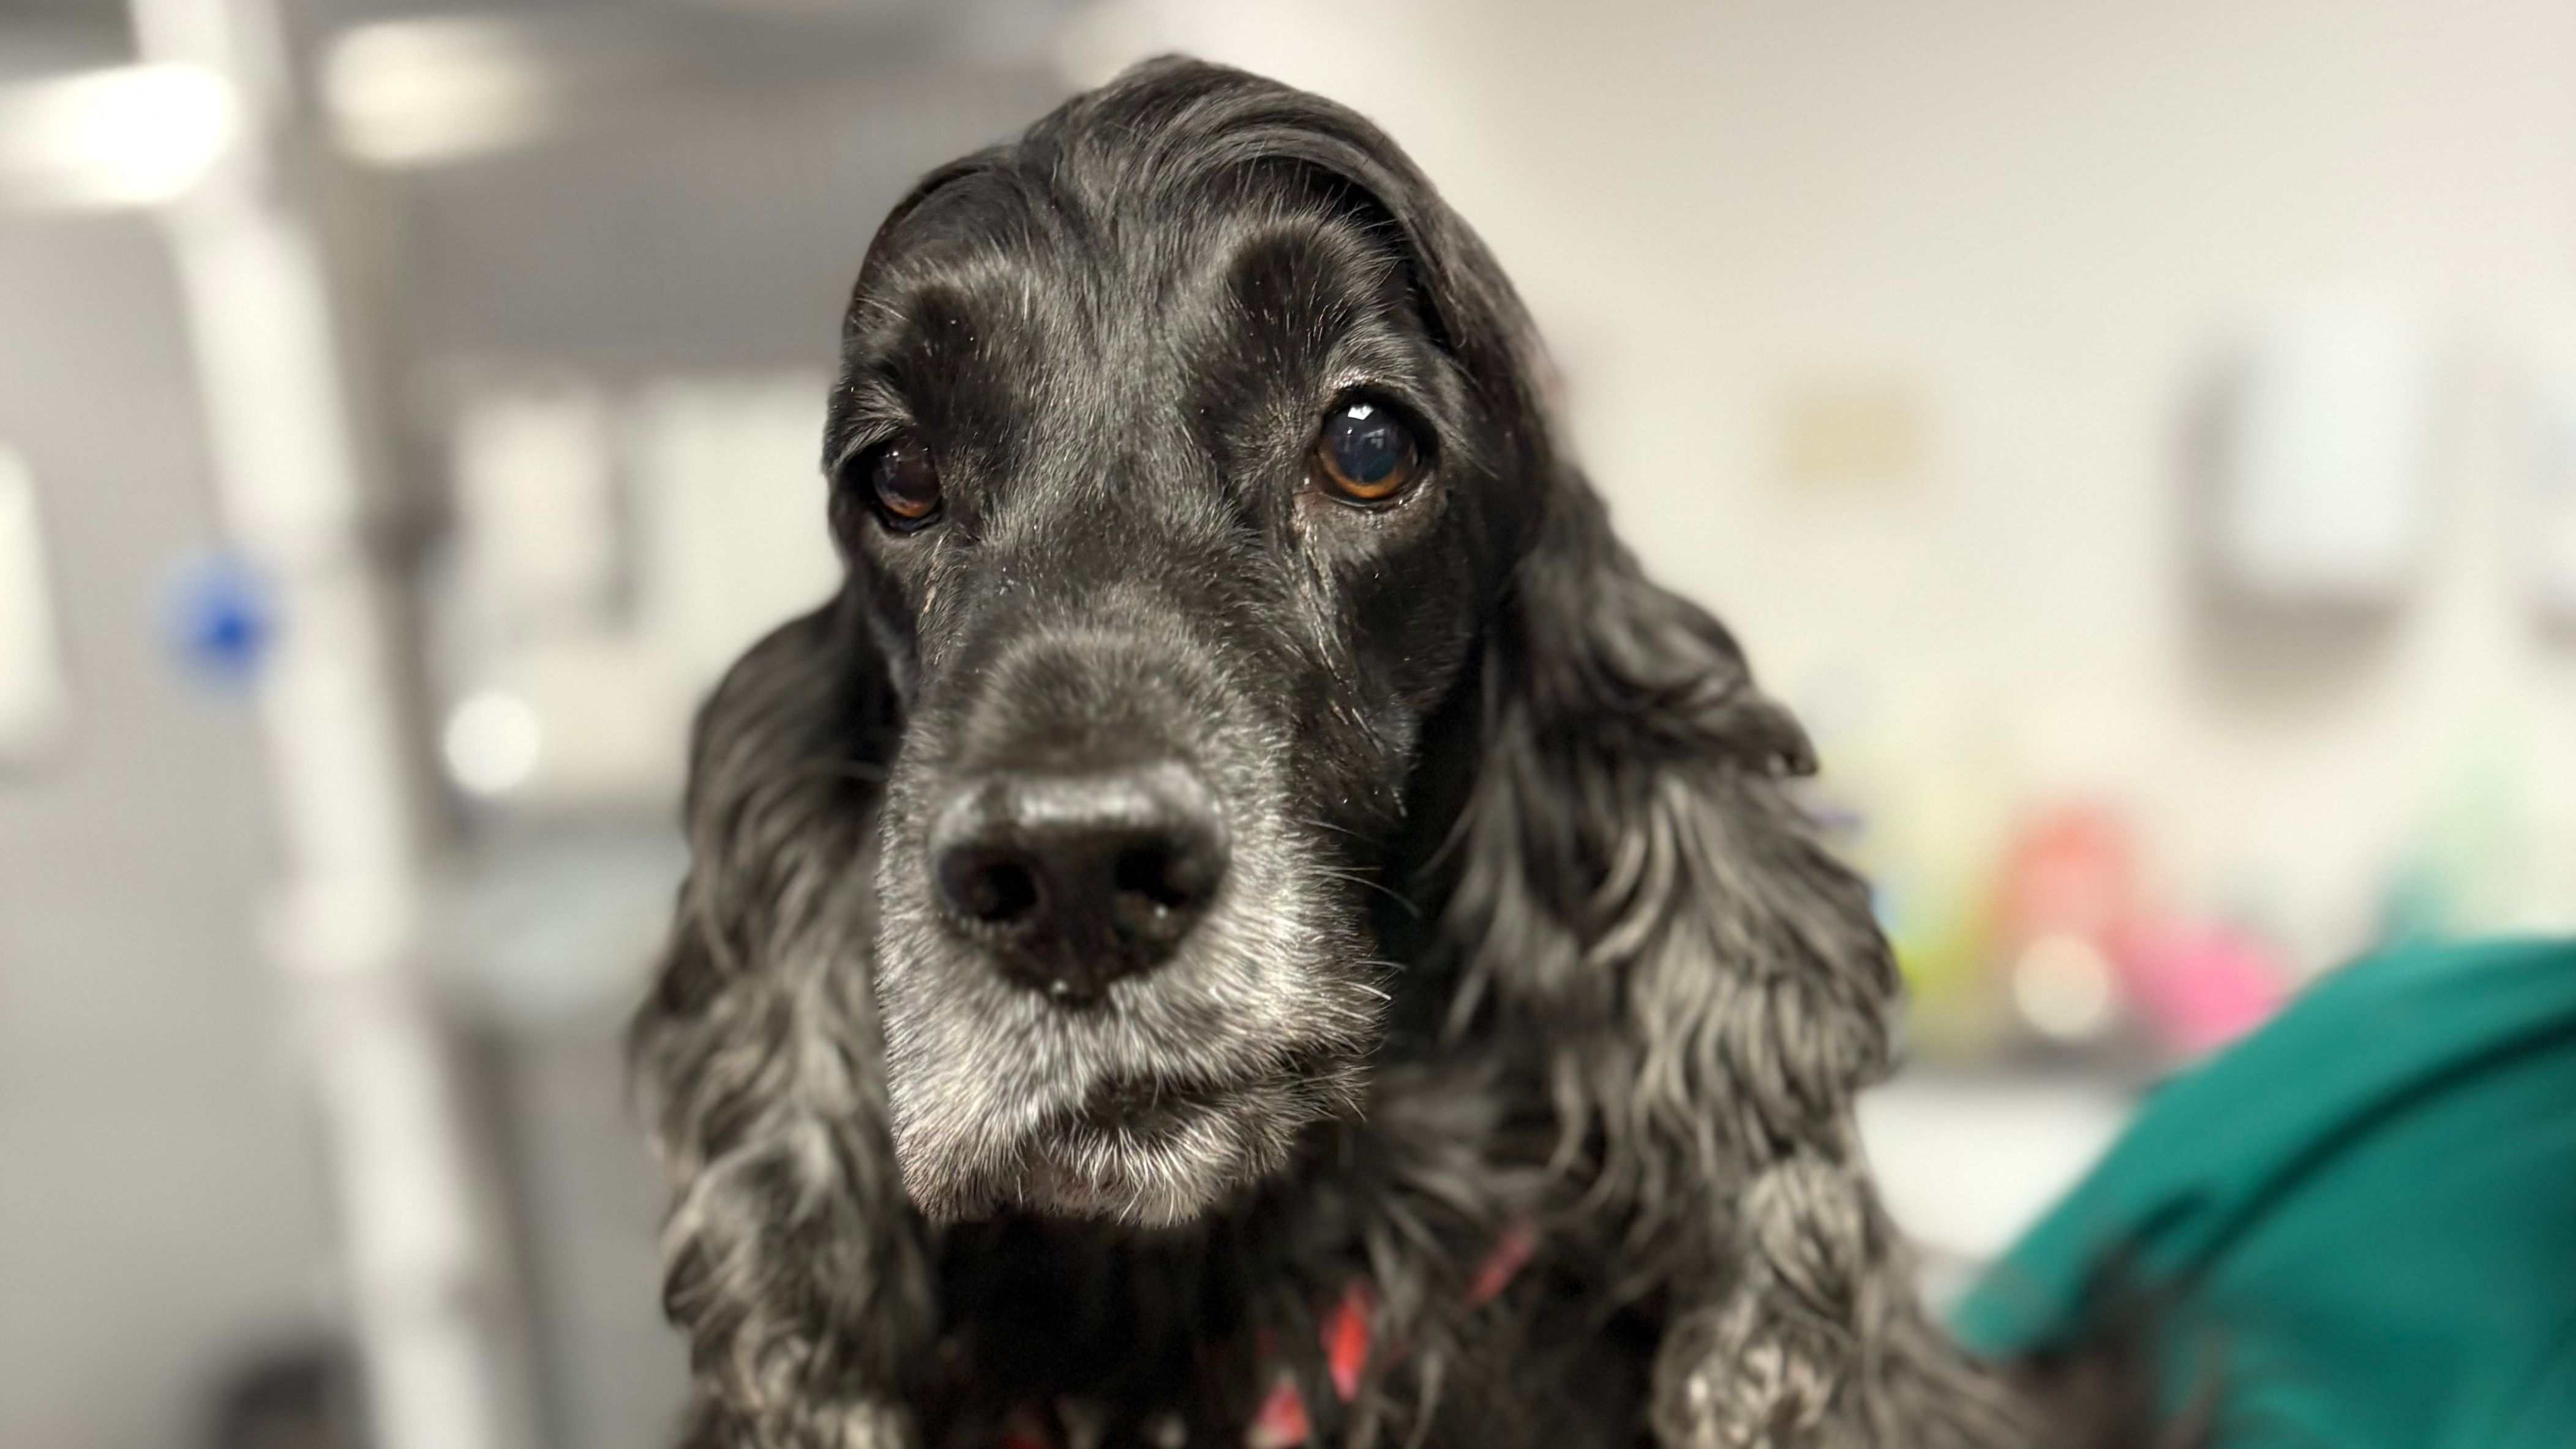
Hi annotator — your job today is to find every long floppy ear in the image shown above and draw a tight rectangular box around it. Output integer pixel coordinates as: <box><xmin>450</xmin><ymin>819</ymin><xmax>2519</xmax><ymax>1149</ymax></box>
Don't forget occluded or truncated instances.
<box><xmin>632</xmin><ymin>592</ymin><xmax>931</xmax><ymax>1449</ymax></box>
<box><xmin>1447</xmin><ymin>480</ymin><xmax>2032</xmax><ymax>1448</ymax></box>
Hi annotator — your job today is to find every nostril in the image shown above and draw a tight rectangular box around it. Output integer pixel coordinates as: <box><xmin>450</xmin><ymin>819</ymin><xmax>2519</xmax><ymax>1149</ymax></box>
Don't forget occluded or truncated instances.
<box><xmin>1113</xmin><ymin>843</ymin><xmax>1201</xmax><ymax>913</ymax></box>
<box><xmin>941</xmin><ymin>849</ymin><xmax>1042</xmax><ymax>927</ymax></box>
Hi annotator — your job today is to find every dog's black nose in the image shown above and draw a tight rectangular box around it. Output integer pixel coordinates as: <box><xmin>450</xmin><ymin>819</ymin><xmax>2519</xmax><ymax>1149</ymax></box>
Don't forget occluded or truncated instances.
<box><xmin>929</xmin><ymin>761</ymin><xmax>1230</xmax><ymax>1003</ymax></box>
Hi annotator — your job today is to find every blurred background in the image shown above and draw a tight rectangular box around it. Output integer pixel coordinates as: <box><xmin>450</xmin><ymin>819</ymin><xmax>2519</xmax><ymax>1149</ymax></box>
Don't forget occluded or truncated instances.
<box><xmin>5</xmin><ymin>1</ymin><xmax>2574</xmax><ymax>1446</ymax></box>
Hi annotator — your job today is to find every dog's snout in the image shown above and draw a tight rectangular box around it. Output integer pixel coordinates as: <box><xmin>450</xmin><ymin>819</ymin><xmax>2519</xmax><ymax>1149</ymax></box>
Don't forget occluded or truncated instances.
<box><xmin>929</xmin><ymin>761</ymin><xmax>1230</xmax><ymax>1002</ymax></box>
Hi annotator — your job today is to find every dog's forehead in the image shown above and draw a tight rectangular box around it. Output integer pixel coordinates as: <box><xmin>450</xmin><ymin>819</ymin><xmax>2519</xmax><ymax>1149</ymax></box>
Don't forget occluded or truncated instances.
<box><xmin>861</xmin><ymin>164</ymin><xmax>1418</xmax><ymax>374</ymax></box>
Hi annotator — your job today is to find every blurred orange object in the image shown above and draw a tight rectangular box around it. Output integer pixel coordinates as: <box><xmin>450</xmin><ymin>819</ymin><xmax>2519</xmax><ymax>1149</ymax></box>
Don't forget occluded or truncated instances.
<box><xmin>1991</xmin><ymin>803</ymin><xmax>2141</xmax><ymax>1047</ymax></box>
<box><xmin>1996</xmin><ymin>803</ymin><xmax>2139</xmax><ymax>950</ymax></box>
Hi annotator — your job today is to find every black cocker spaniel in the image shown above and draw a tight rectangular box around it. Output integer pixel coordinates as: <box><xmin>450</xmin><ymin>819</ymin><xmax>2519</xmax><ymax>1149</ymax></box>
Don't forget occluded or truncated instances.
<box><xmin>634</xmin><ymin>56</ymin><xmax>2125</xmax><ymax>1449</ymax></box>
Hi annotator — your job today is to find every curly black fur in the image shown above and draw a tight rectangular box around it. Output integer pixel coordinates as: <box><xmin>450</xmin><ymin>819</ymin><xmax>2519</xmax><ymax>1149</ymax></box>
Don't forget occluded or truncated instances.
<box><xmin>633</xmin><ymin>58</ymin><xmax>2142</xmax><ymax>1449</ymax></box>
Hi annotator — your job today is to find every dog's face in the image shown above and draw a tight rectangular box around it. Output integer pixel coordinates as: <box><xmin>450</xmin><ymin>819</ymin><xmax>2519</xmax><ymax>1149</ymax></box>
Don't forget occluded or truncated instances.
<box><xmin>650</xmin><ymin>69</ymin><xmax>1972</xmax><ymax>1447</ymax></box>
<box><xmin>826</xmin><ymin>116</ymin><xmax>1530</xmax><ymax>1225</ymax></box>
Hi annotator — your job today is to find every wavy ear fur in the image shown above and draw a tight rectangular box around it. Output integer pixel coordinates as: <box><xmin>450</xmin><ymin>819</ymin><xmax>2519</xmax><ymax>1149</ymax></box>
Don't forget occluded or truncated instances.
<box><xmin>1448</xmin><ymin>481</ymin><xmax>2032</xmax><ymax>1449</ymax></box>
<box><xmin>633</xmin><ymin>595</ymin><xmax>929</xmax><ymax>1449</ymax></box>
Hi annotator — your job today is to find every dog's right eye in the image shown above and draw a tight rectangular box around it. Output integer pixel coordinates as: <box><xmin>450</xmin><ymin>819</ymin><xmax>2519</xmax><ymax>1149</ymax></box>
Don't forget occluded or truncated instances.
<box><xmin>1313</xmin><ymin>397</ymin><xmax>1423</xmax><ymax>505</ymax></box>
<box><xmin>868</xmin><ymin>435</ymin><xmax>943</xmax><ymax>530</ymax></box>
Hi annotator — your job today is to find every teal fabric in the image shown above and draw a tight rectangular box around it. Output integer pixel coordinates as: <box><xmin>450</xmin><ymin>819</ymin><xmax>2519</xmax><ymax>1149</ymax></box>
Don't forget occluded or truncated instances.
<box><xmin>1954</xmin><ymin>937</ymin><xmax>2576</xmax><ymax>1447</ymax></box>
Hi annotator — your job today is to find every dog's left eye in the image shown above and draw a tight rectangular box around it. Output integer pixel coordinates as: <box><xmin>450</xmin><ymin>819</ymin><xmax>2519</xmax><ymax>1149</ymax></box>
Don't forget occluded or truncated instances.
<box><xmin>1313</xmin><ymin>399</ymin><xmax>1422</xmax><ymax>505</ymax></box>
<box><xmin>868</xmin><ymin>434</ymin><xmax>944</xmax><ymax>530</ymax></box>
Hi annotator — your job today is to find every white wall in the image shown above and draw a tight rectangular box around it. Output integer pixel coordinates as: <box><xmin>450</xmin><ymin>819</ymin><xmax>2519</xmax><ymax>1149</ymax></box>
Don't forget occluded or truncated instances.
<box><xmin>1093</xmin><ymin>0</ymin><xmax>2576</xmax><ymax>969</ymax></box>
<box><xmin>0</xmin><ymin>192</ymin><xmax>335</xmax><ymax>1449</ymax></box>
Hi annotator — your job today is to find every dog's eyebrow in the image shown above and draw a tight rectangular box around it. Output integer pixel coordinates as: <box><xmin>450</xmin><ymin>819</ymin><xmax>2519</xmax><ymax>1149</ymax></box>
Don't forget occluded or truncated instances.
<box><xmin>1228</xmin><ymin>157</ymin><xmax>1454</xmax><ymax>357</ymax></box>
<box><xmin>1223</xmin><ymin>217</ymin><xmax>1403</xmax><ymax>345</ymax></box>
<box><xmin>1204</xmin><ymin>209</ymin><xmax>1458</xmax><ymax>456</ymax></box>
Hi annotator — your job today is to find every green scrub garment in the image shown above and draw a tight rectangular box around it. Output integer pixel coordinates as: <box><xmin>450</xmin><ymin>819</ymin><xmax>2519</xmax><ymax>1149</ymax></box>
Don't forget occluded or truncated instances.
<box><xmin>1955</xmin><ymin>937</ymin><xmax>2576</xmax><ymax>1447</ymax></box>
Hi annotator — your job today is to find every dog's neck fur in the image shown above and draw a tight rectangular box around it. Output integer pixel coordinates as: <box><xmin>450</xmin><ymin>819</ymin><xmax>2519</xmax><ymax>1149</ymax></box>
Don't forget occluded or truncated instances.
<box><xmin>915</xmin><ymin>1078</ymin><xmax>1650</xmax><ymax>1449</ymax></box>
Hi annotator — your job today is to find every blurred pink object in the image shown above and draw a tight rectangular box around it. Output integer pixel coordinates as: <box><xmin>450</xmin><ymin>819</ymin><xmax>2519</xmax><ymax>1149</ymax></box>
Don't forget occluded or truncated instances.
<box><xmin>2125</xmin><ymin>925</ymin><xmax>2292</xmax><ymax>1056</ymax></box>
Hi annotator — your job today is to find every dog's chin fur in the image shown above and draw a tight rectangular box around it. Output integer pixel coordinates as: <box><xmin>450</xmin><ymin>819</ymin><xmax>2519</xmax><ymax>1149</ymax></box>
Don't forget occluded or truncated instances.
<box><xmin>879</xmin><ymin>943</ymin><xmax>1374</xmax><ymax>1225</ymax></box>
<box><xmin>912</xmin><ymin>1069</ymin><xmax>1348</xmax><ymax>1226</ymax></box>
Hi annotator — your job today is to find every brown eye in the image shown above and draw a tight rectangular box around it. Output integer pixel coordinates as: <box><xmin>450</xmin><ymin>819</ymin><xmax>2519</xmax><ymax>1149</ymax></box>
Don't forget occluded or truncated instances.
<box><xmin>869</xmin><ymin>435</ymin><xmax>942</xmax><ymax>529</ymax></box>
<box><xmin>1314</xmin><ymin>398</ymin><xmax>1422</xmax><ymax>504</ymax></box>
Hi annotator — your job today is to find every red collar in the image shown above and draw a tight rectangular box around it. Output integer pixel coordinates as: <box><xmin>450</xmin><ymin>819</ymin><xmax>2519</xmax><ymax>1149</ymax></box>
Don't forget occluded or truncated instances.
<box><xmin>1250</xmin><ymin>1216</ymin><xmax>1541</xmax><ymax>1449</ymax></box>
<box><xmin>999</xmin><ymin>1218</ymin><xmax>1538</xmax><ymax>1449</ymax></box>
